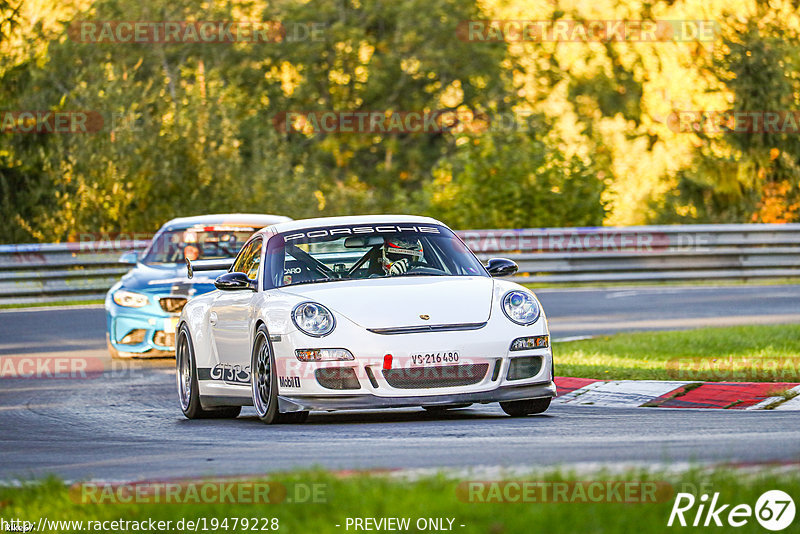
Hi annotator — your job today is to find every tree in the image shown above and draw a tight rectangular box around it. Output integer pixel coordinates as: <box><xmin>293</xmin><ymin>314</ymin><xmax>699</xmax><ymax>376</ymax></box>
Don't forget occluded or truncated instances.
<box><xmin>425</xmin><ymin>124</ymin><xmax>606</xmax><ymax>229</ymax></box>
<box><xmin>654</xmin><ymin>5</ymin><xmax>800</xmax><ymax>223</ymax></box>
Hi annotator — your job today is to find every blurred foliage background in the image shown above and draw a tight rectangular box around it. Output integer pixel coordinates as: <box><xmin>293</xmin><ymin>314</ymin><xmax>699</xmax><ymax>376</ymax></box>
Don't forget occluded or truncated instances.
<box><xmin>0</xmin><ymin>0</ymin><xmax>799</xmax><ymax>242</ymax></box>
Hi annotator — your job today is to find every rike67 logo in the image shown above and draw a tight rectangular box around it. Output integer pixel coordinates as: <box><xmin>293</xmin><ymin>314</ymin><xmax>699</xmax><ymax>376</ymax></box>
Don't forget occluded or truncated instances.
<box><xmin>668</xmin><ymin>490</ymin><xmax>795</xmax><ymax>531</ymax></box>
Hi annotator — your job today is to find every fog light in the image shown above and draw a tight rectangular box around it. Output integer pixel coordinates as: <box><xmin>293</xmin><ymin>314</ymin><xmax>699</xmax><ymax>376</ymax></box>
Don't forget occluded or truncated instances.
<box><xmin>295</xmin><ymin>348</ymin><xmax>354</xmax><ymax>362</ymax></box>
<box><xmin>510</xmin><ymin>335</ymin><xmax>549</xmax><ymax>351</ymax></box>
<box><xmin>120</xmin><ymin>329</ymin><xmax>146</xmax><ymax>345</ymax></box>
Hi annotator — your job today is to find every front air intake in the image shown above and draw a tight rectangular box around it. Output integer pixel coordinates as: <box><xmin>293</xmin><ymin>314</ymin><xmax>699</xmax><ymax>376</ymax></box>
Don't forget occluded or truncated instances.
<box><xmin>382</xmin><ymin>364</ymin><xmax>489</xmax><ymax>389</ymax></box>
<box><xmin>507</xmin><ymin>356</ymin><xmax>543</xmax><ymax>381</ymax></box>
<box><xmin>315</xmin><ymin>368</ymin><xmax>361</xmax><ymax>390</ymax></box>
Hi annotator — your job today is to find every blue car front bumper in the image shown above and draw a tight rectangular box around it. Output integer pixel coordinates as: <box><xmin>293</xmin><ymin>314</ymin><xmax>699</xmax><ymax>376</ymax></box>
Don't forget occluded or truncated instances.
<box><xmin>105</xmin><ymin>290</ymin><xmax>182</xmax><ymax>357</ymax></box>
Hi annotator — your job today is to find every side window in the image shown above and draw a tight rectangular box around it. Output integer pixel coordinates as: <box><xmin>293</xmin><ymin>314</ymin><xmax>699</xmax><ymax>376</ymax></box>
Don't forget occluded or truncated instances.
<box><xmin>232</xmin><ymin>239</ymin><xmax>262</xmax><ymax>280</ymax></box>
<box><xmin>231</xmin><ymin>241</ymin><xmax>254</xmax><ymax>274</ymax></box>
<box><xmin>246</xmin><ymin>240</ymin><xmax>262</xmax><ymax>280</ymax></box>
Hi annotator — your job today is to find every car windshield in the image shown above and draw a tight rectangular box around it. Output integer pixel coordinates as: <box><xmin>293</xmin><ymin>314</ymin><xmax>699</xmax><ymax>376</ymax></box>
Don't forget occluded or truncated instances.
<box><xmin>264</xmin><ymin>223</ymin><xmax>487</xmax><ymax>288</ymax></box>
<box><xmin>141</xmin><ymin>226</ymin><xmax>257</xmax><ymax>265</ymax></box>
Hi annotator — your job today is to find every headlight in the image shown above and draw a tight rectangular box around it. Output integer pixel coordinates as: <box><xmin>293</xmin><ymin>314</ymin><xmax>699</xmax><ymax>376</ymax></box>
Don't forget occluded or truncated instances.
<box><xmin>502</xmin><ymin>291</ymin><xmax>540</xmax><ymax>325</ymax></box>
<box><xmin>292</xmin><ymin>302</ymin><xmax>336</xmax><ymax>337</ymax></box>
<box><xmin>295</xmin><ymin>348</ymin><xmax>354</xmax><ymax>362</ymax></box>
<box><xmin>510</xmin><ymin>335</ymin><xmax>549</xmax><ymax>351</ymax></box>
<box><xmin>112</xmin><ymin>289</ymin><xmax>149</xmax><ymax>308</ymax></box>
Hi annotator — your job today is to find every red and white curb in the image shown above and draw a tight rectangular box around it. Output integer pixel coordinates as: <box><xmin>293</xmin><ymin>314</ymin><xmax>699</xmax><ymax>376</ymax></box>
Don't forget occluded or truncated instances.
<box><xmin>553</xmin><ymin>377</ymin><xmax>800</xmax><ymax>410</ymax></box>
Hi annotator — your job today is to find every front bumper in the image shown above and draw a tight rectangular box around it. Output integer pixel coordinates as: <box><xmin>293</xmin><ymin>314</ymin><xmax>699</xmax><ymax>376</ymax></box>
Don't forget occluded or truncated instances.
<box><xmin>276</xmin><ymin>380</ymin><xmax>556</xmax><ymax>412</ymax></box>
<box><xmin>106</xmin><ymin>301</ymin><xmax>180</xmax><ymax>357</ymax></box>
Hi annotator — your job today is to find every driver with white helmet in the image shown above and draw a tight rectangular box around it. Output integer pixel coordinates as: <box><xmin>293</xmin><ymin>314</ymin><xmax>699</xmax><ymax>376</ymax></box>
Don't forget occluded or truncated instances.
<box><xmin>380</xmin><ymin>237</ymin><xmax>424</xmax><ymax>275</ymax></box>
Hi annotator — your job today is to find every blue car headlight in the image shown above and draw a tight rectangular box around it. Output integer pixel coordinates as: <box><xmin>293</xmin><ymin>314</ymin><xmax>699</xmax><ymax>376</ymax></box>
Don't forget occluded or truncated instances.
<box><xmin>112</xmin><ymin>289</ymin><xmax>149</xmax><ymax>308</ymax></box>
<box><xmin>292</xmin><ymin>302</ymin><xmax>336</xmax><ymax>337</ymax></box>
<box><xmin>502</xmin><ymin>291</ymin><xmax>540</xmax><ymax>325</ymax></box>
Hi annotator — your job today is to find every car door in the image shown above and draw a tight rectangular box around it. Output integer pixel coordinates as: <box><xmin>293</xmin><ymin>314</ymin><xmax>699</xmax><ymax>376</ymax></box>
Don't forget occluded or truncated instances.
<box><xmin>209</xmin><ymin>238</ymin><xmax>262</xmax><ymax>383</ymax></box>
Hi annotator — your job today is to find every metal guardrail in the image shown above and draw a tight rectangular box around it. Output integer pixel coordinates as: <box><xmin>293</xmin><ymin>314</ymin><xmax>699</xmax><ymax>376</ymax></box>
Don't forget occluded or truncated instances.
<box><xmin>0</xmin><ymin>240</ymin><xmax>150</xmax><ymax>305</ymax></box>
<box><xmin>458</xmin><ymin>224</ymin><xmax>800</xmax><ymax>284</ymax></box>
<box><xmin>1</xmin><ymin>224</ymin><xmax>799</xmax><ymax>304</ymax></box>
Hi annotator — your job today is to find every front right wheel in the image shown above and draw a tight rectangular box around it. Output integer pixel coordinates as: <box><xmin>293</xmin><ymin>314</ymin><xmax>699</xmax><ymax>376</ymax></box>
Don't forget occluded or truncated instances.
<box><xmin>500</xmin><ymin>397</ymin><xmax>551</xmax><ymax>417</ymax></box>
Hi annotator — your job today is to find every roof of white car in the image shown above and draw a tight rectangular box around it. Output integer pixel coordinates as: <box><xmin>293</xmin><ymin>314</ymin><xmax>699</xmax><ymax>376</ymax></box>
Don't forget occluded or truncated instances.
<box><xmin>162</xmin><ymin>213</ymin><xmax>292</xmax><ymax>231</ymax></box>
<box><xmin>266</xmin><ymin>214</ymin><xmax>446</xmax><ymax>234</ymax></box>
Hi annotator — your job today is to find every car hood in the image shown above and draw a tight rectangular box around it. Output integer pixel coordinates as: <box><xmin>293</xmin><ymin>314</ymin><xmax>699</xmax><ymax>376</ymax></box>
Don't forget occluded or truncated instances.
<box><xmin>118</xmin><ymin>263</ymin><xmax>221</xmax><ymax>297</ymax></box>
<box><xmin>280</xmin><ymin>276</ymin><xmax>494</xmax><ymax>329</ymax></box>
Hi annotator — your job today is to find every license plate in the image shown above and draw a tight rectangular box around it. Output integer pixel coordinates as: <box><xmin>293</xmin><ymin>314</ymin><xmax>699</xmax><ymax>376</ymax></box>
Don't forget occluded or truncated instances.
<box><xmin>410</xmin><ymin>351</ymin><xmax>459</xmax><ymax>365</ymax></box>
<box><xmin>164</xmin><ymin>317</ymin><xmax>179</xmax><ymax>334</ymax></box>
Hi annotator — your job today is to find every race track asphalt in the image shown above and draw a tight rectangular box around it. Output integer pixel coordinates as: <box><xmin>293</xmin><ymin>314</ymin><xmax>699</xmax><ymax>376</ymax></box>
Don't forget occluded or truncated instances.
<box><xmin>1</xmin><ymin>284</ymin><xmax>799</xmax><ymax>481</ymax></box>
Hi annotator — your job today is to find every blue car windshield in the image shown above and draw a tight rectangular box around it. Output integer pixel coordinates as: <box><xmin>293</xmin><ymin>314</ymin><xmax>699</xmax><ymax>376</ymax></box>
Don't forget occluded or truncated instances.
<box><xmin>142</xmin><ymin>226</ymin><xmax>256</xmax><ymax>265</ymax></box>
<box><xmin>264</xmin><ymin>223</ymin><xmax>487</xmax><ymax>288</ymax></box>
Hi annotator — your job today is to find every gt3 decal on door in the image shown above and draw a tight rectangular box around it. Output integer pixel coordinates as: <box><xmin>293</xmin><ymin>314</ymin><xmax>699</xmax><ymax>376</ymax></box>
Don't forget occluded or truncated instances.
<box><xmin>197</xmin><ymin>363</ymin><xmax>251</xmax><ymax>384</ymax></box>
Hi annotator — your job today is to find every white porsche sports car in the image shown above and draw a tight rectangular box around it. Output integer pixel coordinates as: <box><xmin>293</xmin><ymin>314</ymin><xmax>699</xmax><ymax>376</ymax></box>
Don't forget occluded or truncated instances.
<box><xmin>177</xmin><ymin>215</ymin><xmax>555</xmax><ymax>424</ymax></box>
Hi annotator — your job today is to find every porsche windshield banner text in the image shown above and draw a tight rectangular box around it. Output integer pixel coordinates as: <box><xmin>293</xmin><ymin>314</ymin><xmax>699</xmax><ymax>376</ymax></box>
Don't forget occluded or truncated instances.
<box><xmin>282</xmin><ymin>225</ymin><xmax>442</xmax><ymax>242</ymax></box>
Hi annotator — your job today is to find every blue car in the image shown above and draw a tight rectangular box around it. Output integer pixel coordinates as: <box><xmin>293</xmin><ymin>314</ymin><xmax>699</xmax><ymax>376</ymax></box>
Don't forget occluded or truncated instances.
<box><xmin>105</xmin><ymin>213</ymin><xmax>290</xmax><ymax>358</ymax></box>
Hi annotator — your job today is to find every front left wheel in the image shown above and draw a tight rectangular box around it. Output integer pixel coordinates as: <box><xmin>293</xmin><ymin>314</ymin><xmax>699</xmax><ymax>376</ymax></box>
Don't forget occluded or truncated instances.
<box><xmin>177</xmin><ymin>324</ymin><xmax>241</xmax><ymax>419</ymax></box>
<box><xmin>251</xmin><ymin>325</ymin><xmax>309</xmax><ymax>425</ymax></box>
<box><xmin>251</xmin><ymin>325</ymin><xmax>280</xmax><ymax>424</ymax></box>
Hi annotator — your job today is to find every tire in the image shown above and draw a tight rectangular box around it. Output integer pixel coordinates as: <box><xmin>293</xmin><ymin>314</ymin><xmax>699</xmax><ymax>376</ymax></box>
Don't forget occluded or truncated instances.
<box><xmin>500</xmin><ymin>397</ymin><xmax>551</xmax><ymax>417</ymax></box>
<box><xmin>177</xmin><ymin>324</ymin><xmax>241</xmax><ymax>419</ymax></box>
<box><xmin>251</xmin><ymin>325</ymin><xmax>281</xmax><ymax>424</ymax></box>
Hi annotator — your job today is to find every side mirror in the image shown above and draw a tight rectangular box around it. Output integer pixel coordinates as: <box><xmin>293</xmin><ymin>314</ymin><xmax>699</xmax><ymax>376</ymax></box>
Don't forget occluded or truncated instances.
<box><xmin>215</xmin><ymin>272</ymin><xmax>256</xmax><ymax>291</ymax></box>
<box><xmin>119</xmin><ymin>251</ymin><xmax>139</xmax><ymax>265</ymax></box>
<box><xmin>485</xmin><ymin>258</ymin><xmax>518</xmax><ymax>277</ymax></box>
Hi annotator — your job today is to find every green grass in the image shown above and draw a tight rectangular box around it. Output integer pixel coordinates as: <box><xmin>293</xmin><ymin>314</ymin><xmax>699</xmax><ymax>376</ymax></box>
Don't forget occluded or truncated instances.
<box><xmin>0</xmin><ymin>299</ymin><xmax>104</xmax><ymax>310</ymax></box>
<box><xmin>556</xmin><ymin>324</ymin><xmax>800</xmax><ymax>382</ymax></box>
<box><xmin>1</xmin><ymin>469</ymin><xmax>798</xmax><ymax>533</ymax></box>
